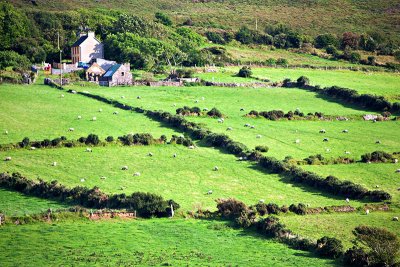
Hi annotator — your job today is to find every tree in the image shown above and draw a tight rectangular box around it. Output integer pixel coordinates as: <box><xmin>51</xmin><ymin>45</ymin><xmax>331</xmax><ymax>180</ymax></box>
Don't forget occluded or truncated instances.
<box><xmin>0</xmin><ymin>3</ymin><xmax>29</xmax><ymax>50</ymax></box>
<box><xmin>314</xmin><ymin>33</ymin><xmax>339</xmax><ymax>48</ymax></box>
<box><xmin>394</xmin><ymin>50</ymin><xmax>400</xmax><ymax>62</ymax></box>
<box><xmin>341</xmin><ymin>32</ymin><xmax>360</xmax><ymax>49</ymax></box>
<box><xmin>0</xmin><ymin>51</ymin><xmax>30</xmax><ymax>71</ymax></box>
<box><xmin>352</xmin><ymin>225</ymin><xmax>400</xmax><ymax>266</ymax></box>
<box><xmin>237</xmin><ymin>66</ymin><xmax>252</xmax><ymax>78</ymax></box>
<box><xmin>235</xmin><ymin>26</ymin><xmax>253</xmax><ymax>44</ymax></box>
<box><xmin>155</xmin><ymin>12</ymin><xmax>172</xmax><ymax>26</ymax></box>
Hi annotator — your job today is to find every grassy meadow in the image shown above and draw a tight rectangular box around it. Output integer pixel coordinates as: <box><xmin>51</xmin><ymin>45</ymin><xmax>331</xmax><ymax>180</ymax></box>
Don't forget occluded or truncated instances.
<box><xmin>0</xmin><ymin>218</ymin><xmax>338</xmax><ymax>266</ymax></box>
<box><xmin>0</xmin><ymin>84</ymin><xmax>181</xmax><ymax>144</ymax></box>
<box><xmin>0</xmin><ymin>145</ymin><xmax>365</xmax><ymax>212</ymax></box>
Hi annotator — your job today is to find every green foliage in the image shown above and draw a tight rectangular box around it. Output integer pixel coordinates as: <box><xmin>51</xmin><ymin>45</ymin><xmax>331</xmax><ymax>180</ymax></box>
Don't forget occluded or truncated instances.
<box><xmin>314</xmin><ymin>34</ymin><xmax>339</xmax><ymax>48</ymax></box>
<box><xmin>316</xmin><ymin>236</ymin><xmax>344</xmax><ymax>258</ymax></box>
<box><xmin>155</xmin><ymin>12</ymin><xmax>172</xmax><ymax>26</ymax></box>
<box><xmin>255</xmin><ymin>145</ymin><xmax>269</xmax><ymax>153</ymax></box>
<box><xmin>297</xmin><ymin>76</ymin><xmax>310</xmax><ymax>87</ymax></box>
<box><xmin>19</xmin><ymin>137</ymin><xmax>30</xmax><ymax>148</ymax></box>
<box><xmin>0</xmin><ymin>3</ymin><xmax>30</xmax><ymax>50</ymax></box>
<box><xmin>207</xmin><ymin>107</ymin><xmax>223</xmax><ymax>118</ymax></box>
<box><xmin>0</xmin><ymin>51</ymin><xmax>30</xmax><ymax>71</ymax></box>
<box><xmin>352</xmin><ymin>226</ymin><xmax>400</xmax><ymax>266</ymax></box>
<box><xmin>216</xmin><ymin>198</ymin><xmax>248</xmax><ymax>219</ymax></box>
<box><xmin>237</xmin><ymin>66</ymin><xmax>252</xmax><ymax>78</ymax></box>
<box><xmin>85</xmin><ymin>134</ymin><xmax>100</xmax><ymax>146</ymax></box>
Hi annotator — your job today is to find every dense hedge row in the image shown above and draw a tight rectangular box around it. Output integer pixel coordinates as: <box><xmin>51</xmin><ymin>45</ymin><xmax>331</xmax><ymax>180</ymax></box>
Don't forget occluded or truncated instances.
<box><xmin>0</xmin><ymin>172</ymin><xmax>178</xmax><ymax>218</ymax></box>
<box><xmin>248</xmin><ymin>109</ymin><xmax>331</xmax><ymax>120</ymax></box>
<box><xmin>72</xmin><ymin>91</ymin><xmax>392</xmax><ymax>202</ymax></box>
<box><xmin>285</xmin><ymin>77</ymin><xmax>400</xmax><ymax>113</ymax></box>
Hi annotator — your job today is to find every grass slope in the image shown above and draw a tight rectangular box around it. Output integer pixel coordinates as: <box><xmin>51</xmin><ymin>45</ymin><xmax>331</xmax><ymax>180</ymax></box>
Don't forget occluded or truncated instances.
<box><xmin>0</xmin><ymin>218</ymin><xmax>338</xmax><ymax>266</ymax></box>
<box><xmin>0</xmin><ymin>188</ymin><xmax>69</xmax><ymax>216</ymax></box>
<box><xmin>0</xmin><ymin>84</ymin><xmax>180</xmax><ymax>144</ymax></box>
<box><xmin>0</xmin><ymin>145</ymin><xmax>366</xmax><ymax>211</ymax></box>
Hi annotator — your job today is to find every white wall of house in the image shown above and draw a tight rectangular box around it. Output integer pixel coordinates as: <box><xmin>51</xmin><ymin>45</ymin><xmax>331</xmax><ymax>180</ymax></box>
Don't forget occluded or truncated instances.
<box><xmin>71</xmin><ymin>32</ymin><xmax>104</xmax><ymax>64</ymax></box>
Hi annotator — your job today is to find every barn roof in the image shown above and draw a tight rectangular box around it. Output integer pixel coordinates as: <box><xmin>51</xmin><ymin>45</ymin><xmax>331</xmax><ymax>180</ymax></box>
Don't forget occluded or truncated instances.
<box><xmin>103</xmin><ymin>64</ymin><xmax>121</xmax><ymax>78</ymax></box>
<box><xmin>71</xmin><ymin>36</ymin><xmax>88</xmax><ymax>47</ymax></box>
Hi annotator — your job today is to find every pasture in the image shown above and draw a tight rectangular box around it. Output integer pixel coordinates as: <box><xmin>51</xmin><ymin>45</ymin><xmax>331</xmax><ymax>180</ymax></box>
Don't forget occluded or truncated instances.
<box><xmin>0</xmin><ymin>145</ymin><xmax>364</xmax><ymax>211</ymax></box>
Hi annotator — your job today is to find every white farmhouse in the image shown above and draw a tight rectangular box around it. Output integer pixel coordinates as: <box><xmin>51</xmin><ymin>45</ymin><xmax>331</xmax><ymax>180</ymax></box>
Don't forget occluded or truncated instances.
<box><xmin>71</xmin><ymin>31</ymin><xmax>104</xmax><ymax>64</ymax></box>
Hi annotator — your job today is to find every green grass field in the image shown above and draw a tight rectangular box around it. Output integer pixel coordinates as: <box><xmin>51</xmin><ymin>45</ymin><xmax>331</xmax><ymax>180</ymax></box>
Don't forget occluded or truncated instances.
<box><xmin>302</xmin><ymin>163</ymin><xmax>400</xmax><ymax>203</ymax></box>
<box><xmin>0</xmin><ymin>188</ymin><xmax>69</xmax><ymax>216</ymax></box>
<box><xmin>0</xmin><ymin>84</ymin><xmax>181</xmax><ymax>144</ymax></box>
<box><xmin>0</xmin><ymin>218</ymin><xmax>338</xmax><ymax>266</ymax></box>
<box><xmin>196</xmin><ymin>67</ymin><xmax>400</xmax><ymax>101</ymax></box>
<box><xmin>281</xmin><ymin>211</ymin><xmax>400</xmax><ymax>248</ymax></box>
<box><xmin>0</xmin><ymin>145</ymin><xmax>365</xmax><ymax>212</ymax></box>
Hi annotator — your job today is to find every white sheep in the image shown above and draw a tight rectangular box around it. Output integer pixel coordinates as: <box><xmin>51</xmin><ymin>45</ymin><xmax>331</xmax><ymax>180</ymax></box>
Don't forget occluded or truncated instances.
<box><xmin>393</xmin><ymin>217</ymin><xmax>399</xmax><ymax>221</ymax></box>
<box><xmin>121</xmin><ymin>166</ymin><xmax>129</xmax><ymax>171</ymax></box>
<box><xmin>326</xmin><ymin>148</ymin><xmax>331</xmax><ymax>152</ymax></box>
<box><xmin>4</xmin><ymin>156</ymin><xmax>11</xmax><ymax>161</ymax></box>
<box><xmin>365</xmin><ymin>209</ymin><xmax>370</xmax><ymax>215</ymax></box>
<box><xmin>100</xmin><ymin>176</ymin><xmax>106</xmax><ymax>180</ymax></box>
<box><xmin>342</xmin><ymin>129</ymin><xmax>348</xmax><ymax>133</ymax></box>
<box><xmin>99</xmin><ymin>108</ymin><xmax>103</xmax><ymax>112</ymax></box>
<box><xmin>345</xmin><ymin>151</ymin><xmax>351</xmax><ymax>155</ymax></box>
<box><xmin>30</xmin><ymin>147</ymin><xmax>36</xmax><ymax>150</ymax></box>
<box><xmin>376</xmin><ymin>140</ymin><xmax>381</xmax><ymax>144</ymax></box>
<box><xmin>394</xmin><ymin>159</ymin><xmax>398</xmax><ymax>164</ymax></box>
<box><xmin>173</xmin><ymin>153</ymin><xmax>177</xmax><ymax>158</ymax></box>
<box><xmin>121</xmin><ymin>96</ymin><xmax>125</xmax><ymax>99</ymax></box>
<box><xmin>207</xmin><ymin>190</ymin><xmax>213</xmax><ymax>195</ymax></box>
<box><xmin>217</xmin><ymin>118</ymin><xmax>224</xmax><ymax>123</ymax></box>
<box><xmin>61</xmin><ymin>94</ymin><xmax>64</xmax><ymax>98</ymax></box>
<box><xmin>194</xmin><ymin>100</ymin><xmax>199</xmax><ymax>103</ymax></box>
<box><xmin>113</xmin><ymin>111</ymin><xmax>118</xmax><ymax>115</ymax></box>
<box><xmin>259</xmin><ymin>199</ymin><xmax>265</xmax><ymax>203</ymax></box>
<box><xmin>295</xmin><ymin>139</ymin><xmax>300</xmax><ymax>144</ymax></box>
<box><xmin>226</xmin><ymin>127</ymin><xmax>233</xmax><ymax>131</ymax></box>
<box><xmin>323</xmin><ymin>138</ymin><xmax>329</xmax><ymax>142</ymax></box>
<box><xmin>188</xmin><ymin>145</ymin><xmax>195</xmax><ymax>149</ymax></box>
<box><xmin>52</xmin><ymin>162</ymin><xmax>57</xmax><ymax>167</ymax></box>
<box><xmin>77</xmin><ymin>115</ymin><xmax>82</xmax><ymax>120</ymax></box>
<box><xmin>68</xmin><ymin>128</ymin><xmax>74</xmax><ymax>132</ymax></box>
<box><xmin>137</xmin><ymin>96</ymin><xmax>141</xmax><ymax>99</ymax></box>
<box><xmin>395</xmin><ymin>169</ymin><xmax>400</xmax><ymax>173</ymax></box>
<box><xmin>80</xmin><ymin>178</ymin><xmax>85</xmax><ymax>182</ymax></box>
<box><xmin>213</xmin><ymin>166</ymin><xmax>219</xmax><ymax>171</ymax></box>
<box><xmin>148</xmin><ymin>152</ymin><xmax>153</xmax><ymax>157</ymax></box>
<box><xmin>71</xmin><ymin>90</ymin><xmax>77</xmax><ymax>94</ymax></box>
<box><xmin>244</xmin><ymin>123</ymin><xmax>250</xmax><ymax>127</ymax></box>
<box><xmin>4</xmin><ymin>130</ymin><xmax>8</xmax><ymax>135</ymax></box>
<box><xmin>85</xmin><ymin>148</ymin><xmax>92</xmax><ymax>152</ymax></box>
<box><xmin>133</xmin><ymin>172</ymin><xmax>141</xmax><ymax>177</ymax></box>
<box><xmin>319</xmin><ymin>129</ymin><xmax>326</xmax><ymax>133</ymax></box>
<box><xmin>201</xmin><ymin>97</ymin><xmax>205</xmax><ymax>101</ymax></box>
<box><xmin>256</xmin><ymin>134</ymin><xmax>262</xmax><ymax>139</ymax></box>
<box><xmin>345</xmin><ymin>198</ymin><xmax>350</xmax><ymax>203</ymax></box>
<box><xmin>250</xmin><ymin>125</ymin><xmax>255</xmax><ymax>129</ymax></box>
<box><xmin>375</xmin><ymin>185</ymin><xmax>380</xmax><ymax>188</ymax></box>
<box><xmin>92</xmin><ymin>117</ymin><xmax>97</xmax><ymax>121</ymax></box>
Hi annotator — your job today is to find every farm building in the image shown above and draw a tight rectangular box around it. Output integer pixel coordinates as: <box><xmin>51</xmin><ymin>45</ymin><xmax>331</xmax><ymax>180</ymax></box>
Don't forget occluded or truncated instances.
<box><xmin>99</xmin><ymin>63</ymin><xmax>133</xmax><ymax>87</ymax></box>
<box><xmin>85</xmin><ymin>62</ymin><xmax>105</xmax><ymax>82</ymax></box>
<box><xmin>71</xmin><ymin>31</ymin><xmax>104</xmax><ymax>64</ymax></box>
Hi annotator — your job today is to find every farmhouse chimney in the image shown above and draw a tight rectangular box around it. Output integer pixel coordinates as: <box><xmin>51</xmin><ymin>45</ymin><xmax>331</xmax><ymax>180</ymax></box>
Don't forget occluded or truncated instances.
<box><xmin>88</xmin><ymin>31</ymin><xmax>95</xmax><ymax>38</ymax></box>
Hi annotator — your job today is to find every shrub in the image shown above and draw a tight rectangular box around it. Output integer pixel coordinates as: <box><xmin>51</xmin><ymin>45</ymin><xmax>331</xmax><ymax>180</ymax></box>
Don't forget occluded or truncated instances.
<box><xmin>255</xmin><ymin>203</ymin><xmax>268</xmax><ymax>216</ymax></box>
<box><xmin>361</xmin><ymin>151</ymin><xmax>393</xmax><ymax>163</ymax></box>
<box><xmin>257</xmin><ymin>216</ymin><xmax>289</xmax><ymax>238</ymax></box>
<box><xmin>0</xmin><ymin>50</ymin><xmax>31</xmax><ymax>71</ymax></box>
<box><xmin>289</xmin><ymin>203</ymin><xmax>307</xmax><ymax>215</ymax></box>
<box><xmin>105</xmin><ymin>136</ymin><xmax>114</xmax><ymax>142</ymax></box>
<box><xmin>78</xmin><ymin>137</ymin><xmax>87</xmax><ymax>143</ymax></box>
<box><xmin>155</xmin><ymin>12</ymin><xmax>172</xmax><ymax>26</ymax></box>
<box><xmin>247</xmin><ymin>150</ymin><xmax>263</xmax><ymax>161</ymax></box>
<box><xmin>207</xmin><ymin>107</ymin><xmax>223</xmax><ymax>118</ymax></box>
<box><xmin>19</xmin><ymin>137</ymin><xmax>30</xmax><ymax>148</ymax></box>
<box><xmin>352</xmin><ymin>226</ymin><xmax>400</xmax><ymax>266</ymax></box>
<box><xmin>237</xmin><ymin>66</ymin><xmax>252</xmax><ymax>78</ymax></box>
<box><xmin>41</xmin><ymin>139</ymin><xmax>51</xmax><ymax>147</ymax></box>
<box><xmin>266</xmin><ymin>203</ymin><xmax>280</xmax><ymax>214</ymax></box>
<box><xmin>51</xmin><ymin>138</ymin><xmax>62</xmax><ymax>147</ymax></box>
<box><xmin>205</xmin><ymin>31</ymin><xmax>226</xmax><ymax>44</ymax></box>
<box><xmin>216</xmin><ymin>198</ymin><xmax>248</xmax><ymax>219</ymax></box>
<box><xmin>297</xmin><ymin>76</ymin><xmax>310</xmax><ymax>87</ymax></box>
<box><xmin>118</xmin><ymin>133</ymin><xmax>155</xmax><ymax>146</ymax></box>
<box><xmin>85</xmin><ymin>134</ymin><xmax>100</xmax><ymax>146</ymax></box>
<box><xmin>235</xmin><ymin>210</ymin><xmax>256</xmax><ymax>228</ymax></box>
<box><xmin>276</xmin><ymin>58</ymin><xmax>288</xmax><ymax>65</ymax></box>
<box><xmin>316</xmin><ymin>236</ymin><xmax>344</xmax><ymax>258</ymax></box>
<box><xmin>343</xmin><ymin>247</ymin><xmax>369</xmax><ymax>267</ymax></box>
<box><xmin>255</xmin><ymin>145</ymin><xmax>269</xmax><ymax>153</ymax></box>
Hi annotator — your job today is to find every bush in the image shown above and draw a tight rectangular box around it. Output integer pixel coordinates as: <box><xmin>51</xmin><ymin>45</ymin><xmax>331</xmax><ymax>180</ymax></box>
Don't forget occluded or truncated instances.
<box><xmin>105</xmin><ymin>136</ymin><xmax>114</xmax><ymax>142</ymax></box>
<box><xmin>41</xmin><ymin>139</ymin><xmax>51</xmax><ymax>147</ymax></box>
<box><xmin>257</xmin><ymin>216</ymin><xmax>289</xmax><ymax>238</ymax></box>
<box><xmin>316</xmin><ymin>236</ymin><xmax>344</xmax><ymax>258</ymax></box>
<box><xmin>352</xmin><ymin>226</ymin><xmax>400</xmax><ymax>266</ymax></box>
<box><xmin>237</xmin><ymin>66</ymin><xmax>252</xmax><ymax>78</ymax></box>
<box><xmin>255</xmin><ymin>145</ymin><xmax>269</xmax><ymax>153</ymax></box>
<box><xmin>255</xmin><ymin>203</ymin><xmax>268</xmax><ymax>216</ymax></box>
<box><xmin>155</xmin><ymin>12</ymin><xmax>172</xmax><ymax>26</ymax></box>
<box><xmin>361</xmin><ymin>151</ymin><xmax>393</xmax><ymax>163</ymax></box>
<box><xmin>297</xmin><ymin>76</ymin><xmax>310</xmax><ymax>87</ymax></box>
<box><xmin>266</xmin><ymin>203</ymin><xmax>280</xmax><ymax>214</ymax></box>
<box><xmin>343</xmin><ymin>247</ymin><xmax>369</xmax><ymax>267</ymax></box>
<box><xmin>78</xmin><ymin>137</ymin><xmax>87</xmax><ymax>143</ymax></box>
<box><xmin>216</xmin><ymin>198</ymin><xmax>248</xmax><ymax>219</ymax></box>
<box><xmin>85</xmin><ymin>134</ymin><xmax>100</xmax><ymax>146</ymax></box>
<box><xmin>276</xmin><ymin>58</ymin><xmax>288</xmax><ymax>65</ymax></box>
<box><xmin>118</xmin><ymin>133</ymin><xmax>155</xmax><ymax>146</ymax></box>
<box><xmin>235</xmin><ymin>210</ymin><xmax>256</xmax><ymax>228</ymax></box>
<box><xmin>205</xmin><ymin>31</ymin><xmax>226</xmax><ymax>44</ymax></box>
<box><xmin>289</xmin><ymin>203</ymin><xmax>307</xmax><ymax>215</ymax></box>
<box><xmin>19</xmin><ymin>137</ymin><xmax>30</xmax><ymax>148</ymax></box>
<box><xmin>207</xmin><ymin>107</ymin><xmax>223</xmax><ymax>118</ymax></box>
<box><xmin>0</xmin><ymin>50</ymin><xmax>31</xmax><ymax>71</ymax></box>
<box><xmin>51</xmin><ymin>138</ymin><xmax>62</xmax><ymax>147</ymax></box>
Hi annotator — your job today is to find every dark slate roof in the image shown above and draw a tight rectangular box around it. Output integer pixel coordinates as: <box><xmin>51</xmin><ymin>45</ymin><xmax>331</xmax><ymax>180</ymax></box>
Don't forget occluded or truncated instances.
<box><xmin>103</xmin><ymin>64</ymin><xmax>121</xmax><ymax>78</ymax></box>
<box><xmin>71</xmin><ymin>36</ymin><xmax>88</xmax><ymax>47</ymax></box>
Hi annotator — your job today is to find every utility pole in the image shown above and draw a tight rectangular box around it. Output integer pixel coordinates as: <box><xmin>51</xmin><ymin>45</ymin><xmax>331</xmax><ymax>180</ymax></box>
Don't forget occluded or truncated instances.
<box><xmin>255</xmin><ymin>18</ymin><xmax>258</xmax><ymax>31</ymax></box>
<box><xmin>58</xmin><ymin>32</ymin><xmax>62</xmax><ymax>86</ymax></box>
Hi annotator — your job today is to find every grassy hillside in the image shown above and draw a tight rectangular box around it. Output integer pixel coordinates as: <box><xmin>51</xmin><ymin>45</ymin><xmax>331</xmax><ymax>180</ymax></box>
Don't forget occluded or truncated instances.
<box><xmin>10</xmin><ymin>0</ymin><xmax>400</xmax><ymax>39</ymax></box>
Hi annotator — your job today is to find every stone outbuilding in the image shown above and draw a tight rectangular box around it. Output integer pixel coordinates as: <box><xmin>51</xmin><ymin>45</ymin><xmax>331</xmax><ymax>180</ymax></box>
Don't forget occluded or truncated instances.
<box><xmin>99</xmin><ymin>63</ymin><xmax>133</xmax><ymax>87</ymax></box>
<box><xmin>86</xmin><ymin>62</ymin><xmax>105</xmax><ymax>82</ymax></box>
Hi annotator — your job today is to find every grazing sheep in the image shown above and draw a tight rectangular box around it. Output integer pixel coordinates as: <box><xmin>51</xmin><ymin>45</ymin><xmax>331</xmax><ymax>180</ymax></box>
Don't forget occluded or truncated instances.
<box><xmin>133</xmin><ymin>172</ymin><xmax>141</xmax><ymax>177</ymax></box>
<box><xmin>148</xmin><ymin>152</ymin><xmax>153</xmax><ymax>157</ymax></box>
<box><xmin>342</xmin><ymin>129</ymin><xmax>348</xmax><ymax>133</ymax></box>
<box><xmin>68</xmin><ymin>128</ymin><xmax>74</xmax><ymax>132</ymax></box>
<box><xmin>256</xmin><ymin>134</ymin><xmax>262</xmax><ymax>138</ymax></box>
<box><xmin>226</xmin><ymin>127</ymin><xmax>233</xmax><ymax>131</ymax></box>
<box><xmin>173</xmin><ymin>103</ymin><xmax>176</xmax><ymax>107</ymax></box>
<box><xmin>100</xmin><ymin>176</ymin><xmax>106</xmax><ymax>180</ymax></box>
<box><xmin>259</xmin><ymin>199</ymin><xmax>265</xmax><ymax>203</ymax></box>
<box><xmin>121</xmin><ymin>166</ymin><xmax>129</xmax><ymax>171</ymax></box>
<box><xmin>376</xmin><ymin>140</ymin><xmax>381</xmax><ymax>144</ymax></box>
<box><xmin>203</xmin><ymin>108</ymin><xmax>209</xmax><ymax>111</ymax></box>
<box><xmin>77</xmin><ymin>115</ymin><xmax>82</xmax><ymax>120</ymax></box>
<box><xmin>244</xmin><ymin>123</ymin><xmax>250</xmax><ymax>127</ymax></box>
<box><xmin>4</xmin><ymin>130</ymin><xmax>8</xmax><ymax>135</ymax></box>
<box><xmin>319</xmin><ymin>129</ymin><xmax>326</xmax><ymax>133</ymax></box>
<box><xmin>345</xmin><ymin>198</ymin><xmax>349</xmax><ymax>203</ymax></box>
<box><xmin>85</xmin><ymin>148</ymin><xmax>92</xmax><ymax>152</ymax></box>
<box><xmin>213</xmin><ymin>166</ymin><xmax>219</xmax><ymax>171</ymax></box>
<box><xmin>137</xmin><ymin>96</ymin><xmax>141</xmax><ymax>99</ymax></box>
<box><xmin>30</xmin><ymin>147</ymin><xmax>37</xmax><ymax>150</ymax></box>
<box><xmin>323</xmin><ymin>138</ymin><xmax>329</xmax><ymax>142</ymax></box>
<box><xmin>194</xmin><ymin>100</ymin><xmax>199</xmax><ymax>103</ymax></box>
<box><xmin>92</xmin><ymin>117</ymin><xmax>97</xmax><ymax>121</ymax></box>
<box><xmin>365</xmin><ymin>209</ymin><xmax>369</xmax><ymax>215</ymax></box>
<box><xmin>375</xmin><ymin>185</ymin><xmax>380</xmax><ymax>188</ymax></box>
<box><xmin>345</xmin><ymin>151</ymin><xmax>351</xmax><ymax>155</ymax></box>
<box><xmin>201</xmin><ymin>97</ymin><xmax>205</xmax><ymax>100</ymax></box>
<box><xmin>217</xmin><ymin>119</ymin><xmax>224</xmax><ymax>123</ymax></box>
<box><xmin>188</xmin><ymin>145</ymin><xmax>195</xmax><ymax>149</ymax></box>
<box><xmin>113</xmin><ymin>111</ymin><xmax>118</xmax><ymax>115</ymax></box>
<box><xmin>61</xmin><ymin>94</ymin><xmax>64</xmax><ymax>98</ymax></box>
<box><xmin>207</xmin><ymin>190</ymin><xmax>213</xmax><ymax>195</ymax></box>
<box><xmin>98</xmin><ymin>108</ymin><xmax>102</xmax><ymax>112</ymax></box>
<box><xmin>52</xmin><ymin>162</ymin><xmax>57</xmax><ymax>167</ymax></box>
<box><xmin>393</xmin><ymin>217</ymin><xmax>399</xmax><ymax>221</ymax></box>
<box><xmin>238</xmin><ymin>157</ymin><xmax>244</xmax><ymax>161</ymax></box>
<box><xmin>295</xmin><ymin>139</ymin><xmax>300</xmax><ymax>144</ymax></box>
<box><xmin>121</xmin><ymin>96</ymin><xmax>125</xmax><ymax>99</ymax></box>
<box><xmin>250</xmin><ymin>125</ymin><xmax>255</xmax><ymax>129</ymax></box>
<box><xmin>173</xmin><ymin>153</ymin><xmax>177</xmax><ymax>158</ymax></box>
<box><xmin>71</xmin><ymin>90</ymin><xmax>77</xmax><ymax>94</ymax></box>
<box><xmin>240</xmin><ymin>108</ymin><xmax>245</xmax><ymax>111</ymax></box>
<box><xmin>394</xmin><ymin>159</ymin><xmax>398</xmax><ymax>164</ymax></box>
<box><xmin>395</xmin><ymin>169</ymin><xmax>400</xmax><ymax>173</ymax></box>
<box><xmin>80</xmin><ymin>178</ymin><xmax>85</xmax><ymax>182</ymax></box>
<box><xmin>326</xmin><ymin>148</ymin><xmax>331</xmax><ymax>152</ymax></box>
<box><xmin>4</xmin><ymin>156</ymin><xmax>11</xmax><ymax>161</ymax></box>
